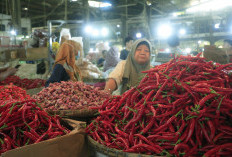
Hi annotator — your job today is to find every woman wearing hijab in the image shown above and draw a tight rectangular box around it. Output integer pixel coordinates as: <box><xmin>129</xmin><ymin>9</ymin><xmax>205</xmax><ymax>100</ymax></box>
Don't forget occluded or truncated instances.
<box><xmin>103</xmin><ymin>46</ymin><xmax>120</xmax><ymax>72</ymax></box>
<box><xmin>104</xmin><ymin>38</ymin><xmax>151</xmax><ymax>94</ymax></box>
<box><xmin>45</xmin><ymin>40</ymin><xmax>82</xmax><ymax>87</ymax></box>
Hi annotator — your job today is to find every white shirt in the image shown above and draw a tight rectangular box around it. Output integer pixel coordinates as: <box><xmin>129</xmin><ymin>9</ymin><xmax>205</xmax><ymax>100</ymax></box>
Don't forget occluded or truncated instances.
<box><xmin>108</xmin><ymin>60</ymin><xmax>126</xmax><ymax>88</ymax></box>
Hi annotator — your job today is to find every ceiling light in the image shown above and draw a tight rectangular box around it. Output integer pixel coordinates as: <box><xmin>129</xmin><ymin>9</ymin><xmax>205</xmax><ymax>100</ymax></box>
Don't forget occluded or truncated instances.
<box><xmin>146</xmin><ymin>0</ymin><xmax>152</xmax><ymax>6</ymax></box>
<box><xmin>136</xmin><ymin>33</ymin><xmax>142</xmax><ymax>38</ymax></box>
<box><xmin>198</xmin><ymin>40</ymin><xmax>202</xmax><ymax>44</ymax></box>
<box><xmin>117</xmin><ymin>24</ymin><xmax>120</xmax><ymax>28</ymax></box>
<box><xmin>71</xmin><ymin>0</ymin><xmax>78</xmax><ymax>1</ymax></box>
<box><xmin>101</xmin><ymin>27</ymin><xmax>109</xmax><ymax>37</ymax></box>
<box><xmin>179</xmin><ymin>29</ymin><xmax>186</xmax><ymax>35</ymax></box>
<box><xmin>215</xmin><ymin>23</ymin><xmax>220</xmax><ymax>29</ymax></box>
<box><xmin>88</xmin><ymin>1</ymin><xmax>112</xmax><ymax>8</ymax></box>
<box><xmin>23</xmin><ymin>7</ymin><xmax>28</xmax><ymax>11</ymax></box>
<box><xmin>157</xmin><ymin>24</ymin><xmax>172</xmax><ymax>39</ymax></box>
<box><xmin>10</xmin><ymin>30</ymin><xmax>16</xmax><ymax>35</ymax></box>
<box><xmin>84</xmin><ymin>25</ymin><xmax>92</xmax><ymax>34</ymax></box>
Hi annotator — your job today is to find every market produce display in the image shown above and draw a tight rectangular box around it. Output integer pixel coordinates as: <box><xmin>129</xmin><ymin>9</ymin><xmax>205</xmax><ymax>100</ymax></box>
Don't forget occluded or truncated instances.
<box><xmin>0</xmin><ymin>75</ymin><xmax>46</xmax><ymax>89</ymax></box>
<box><xmin>0</xmin><ymin>84</ymin><xmax>31</xmax><ymax>102</ymax></box>
<box><xmin>0</xmin><ymin>99</ymin><xmax>70</xmax><ymax>155</ymax></box>
<box><xmin>33</xmin><ymin>81</ymin><xmax>110</xmax><ymax>110</ymax></box>
<box><xmin>86</xmin><ymin>54</ymin><xmax>232</xmax><ymax>156</ymax></box>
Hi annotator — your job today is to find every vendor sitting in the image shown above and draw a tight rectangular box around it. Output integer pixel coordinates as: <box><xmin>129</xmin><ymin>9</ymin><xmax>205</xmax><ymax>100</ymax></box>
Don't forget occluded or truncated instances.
<box><xmin>45</xmin><ymin>40</ymin><xmax>82</xmax><ymax>87</ymax></box>
<box><xmin>104</xmin><ymin>38</ymin><xmax>152</xmax><ymax>94</ymax></box>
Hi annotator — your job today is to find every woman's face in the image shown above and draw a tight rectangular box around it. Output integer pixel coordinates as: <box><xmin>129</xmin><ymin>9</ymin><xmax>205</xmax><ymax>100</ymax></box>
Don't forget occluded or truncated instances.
<box><xmin>134</xmin><ymin>44</ymin><xmax>150</xmax><ymax>65</ymax></box>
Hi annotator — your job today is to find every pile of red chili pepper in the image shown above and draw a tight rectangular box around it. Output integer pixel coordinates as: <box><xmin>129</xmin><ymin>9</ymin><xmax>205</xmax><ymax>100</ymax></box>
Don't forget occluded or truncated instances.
<box><xmin>86</xmin><ymin>54</ymin><xmax>232</xmax><ymax>157</ymax></box>
<box><xmin>0</xmin><ymin>99</ymin><xmax>70</xmax><ymax>155</ymax></box>
<box><xmin>0</xmin><ymin>84</ymin><xmax>31</xmax><ymax>102</ymax></box>
<box><xmin>0</xmin><ymin>75</ymin><xmax>46</xmax><ymax>90</ymax></box>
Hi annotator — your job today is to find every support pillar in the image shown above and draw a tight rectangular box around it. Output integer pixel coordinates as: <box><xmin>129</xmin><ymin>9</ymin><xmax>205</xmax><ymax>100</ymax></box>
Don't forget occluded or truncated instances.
<box><xmin>64</xmin><ymin>0</ymin><xmax>68</xmax><ymax>20</ymax></box>
<box><xmin>121</xmin><ymin>0</ymin><xmax>128</xmax><ymax>44</ymax></box>
<box><xmin>83</xmin><ymin>0</ymin><xmax>90</xmax><ymax>56</ymax></box>
<box><xmin>11</xmin><ymin>0</ymin><xmax>21</xmax><ymax>34</ymax></box>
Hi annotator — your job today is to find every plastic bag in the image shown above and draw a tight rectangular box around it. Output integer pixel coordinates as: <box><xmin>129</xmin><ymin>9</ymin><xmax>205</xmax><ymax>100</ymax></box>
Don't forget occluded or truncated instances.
<box><xmin>36</xmin><ymin>60</ymin><xmax>46</xmax><ymax>74</ymax></box>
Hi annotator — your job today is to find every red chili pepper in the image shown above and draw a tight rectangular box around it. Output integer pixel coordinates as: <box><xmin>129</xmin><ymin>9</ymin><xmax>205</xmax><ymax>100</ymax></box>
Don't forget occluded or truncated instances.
<box><xmin>207</xmin><ymin>120</ymin><xmax>215</xmax><ymax>142</ymax></box>
<box><xmin>184</xmin><ymin>118</ymin><xmax>195</xmax><ymax>143</ymax></box>
<box><xmin>203</xmin><ymin>143</ymin><xmax>232</xmax><ymax>157</ymax></box>
<box><xmin>174</xmin><ymin>143</ymin><xmax>190</xmax><ymax>155</ymax></box>
<box><xmin>115</xmin><ymin>125</ymin><xmax>128</xmax><ymax>138</ymax></box>
<box><xmin>130</xmin><ymin>143</ymin><xmax>162</xmax><ymax>154</ymax></box>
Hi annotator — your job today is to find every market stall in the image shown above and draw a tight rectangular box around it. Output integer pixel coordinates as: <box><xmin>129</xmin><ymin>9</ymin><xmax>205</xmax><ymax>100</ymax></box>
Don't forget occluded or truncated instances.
<box><xmin>1</xmin><ymin>0</ymin><xmax>232</xmax><ymax>156</ymax></box>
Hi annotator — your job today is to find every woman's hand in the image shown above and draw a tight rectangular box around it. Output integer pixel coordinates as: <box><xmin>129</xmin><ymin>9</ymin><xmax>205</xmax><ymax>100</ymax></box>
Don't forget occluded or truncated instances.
<box><xmin>104</xmin><ymin>78</ymin><xmax>117</xmax><ymax>94</ymax></box>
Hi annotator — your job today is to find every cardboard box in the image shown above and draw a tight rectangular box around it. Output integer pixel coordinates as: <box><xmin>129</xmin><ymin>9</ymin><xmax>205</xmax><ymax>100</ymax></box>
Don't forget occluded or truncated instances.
<box><xmin>1</xmin><ymin>119</ymin><xmax>88</xmax><ymax>157</ymax></box>
<box><xmin>26</xmin><ymin>47</ymin><xmax>48</xmax><ymax>60</ymax></box>
<box><xmin>1</xmin><ymin>49</ymin><xmax>26</xmax><ymax>61</ymax></box>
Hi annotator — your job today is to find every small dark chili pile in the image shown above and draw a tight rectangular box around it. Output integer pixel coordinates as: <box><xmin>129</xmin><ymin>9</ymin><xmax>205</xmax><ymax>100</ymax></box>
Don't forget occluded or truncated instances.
<box><xmin>86</xmin><ymin>54</ymin><xmax>232</xmax><ymax>157</ymax></box>
<box><xmin>0</xmin><ymin>76</ymin><xmax>46</xmax><ymax>90</ymax></box>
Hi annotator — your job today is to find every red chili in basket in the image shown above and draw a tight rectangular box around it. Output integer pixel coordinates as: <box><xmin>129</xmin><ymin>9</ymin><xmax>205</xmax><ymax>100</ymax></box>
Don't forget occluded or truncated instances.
<box><xmin>86</xmin><ymin>54</ymin><xmax>232</xmax><ymax>156</ymax></box>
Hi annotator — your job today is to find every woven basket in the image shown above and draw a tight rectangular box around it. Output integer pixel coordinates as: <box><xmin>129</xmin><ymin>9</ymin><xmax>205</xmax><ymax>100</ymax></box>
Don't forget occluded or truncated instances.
<box><xmin>47</xmin><ymin>108</ymin><xmax>98</xmax><ymax>118</ymax></box>
<box><xmin>203</xmin><ymin>45</ymin><xmax>229</xmax><ymax>64</ymax></box>
<box><xmin>87</xmin><ymin>136</ymin><xmax>163</xmax><ymax>157</ymax></box>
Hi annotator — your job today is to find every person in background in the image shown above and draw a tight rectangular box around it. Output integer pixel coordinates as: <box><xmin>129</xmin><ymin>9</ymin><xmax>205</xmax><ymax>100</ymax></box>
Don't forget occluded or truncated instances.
<box><xmin>190</xmin><ymin>51</ymin><xmax>199</xmax><ymax>56</ymax></box>
<box><xmin>223</xmin><ymin>39</ymin><xmax>232</xmax><ymax>63</ymax></box>
<box><xmin>120</xmin><ymin>37</ymin><xmax>133</xmax><ymax>60</ymax></box>
<box><xmin>167</xmin><ymin>34</ymin><xmax>183</xmax><ymax>56</ymax></box>
<box><xmin>103</xmin><ymin>46</ymin><xmax>120</xmax><ymax>72</ymax></box>
<box><xmin>97</xmin><ymin>50</ymin><xmax>107</xmax><ymax>67</ymax></box>
<box><xmin>0</xmin><ymin>67</ymin><xmax>17</xmax><ymax>81</ymax></box>
<box><xmin>45</xmin><ymin>40</ymin><xmax>82</xmax><ymax>87</ymax></box>
<box><xmin>104</xmin><ymin>38</ymin><xmax>152</xmax><ymax>94</ymax></box>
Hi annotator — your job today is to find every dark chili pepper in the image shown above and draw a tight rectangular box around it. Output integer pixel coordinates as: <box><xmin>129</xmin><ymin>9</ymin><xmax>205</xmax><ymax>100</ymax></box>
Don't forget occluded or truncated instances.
<box><xmin>115</xmin><ymin>125</ymin><xmax>129</xmax><ymax>137</ymax></box>
<box><xmin>184</xmin><ymin>118</ymin><xmax>195</xmax><ymax>143</ymax></box>
<box><xmin>207</xmin><ymin>120</ymin><xmax>215</xmax><ymax>142</ymax></box>
<box><xmin>203</xmin><ymin>143</ymin><xmax>232</xmax><ymax>157</ymax></box>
